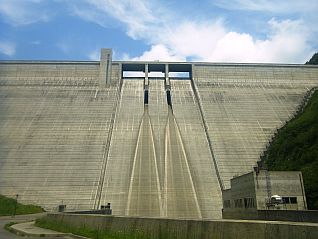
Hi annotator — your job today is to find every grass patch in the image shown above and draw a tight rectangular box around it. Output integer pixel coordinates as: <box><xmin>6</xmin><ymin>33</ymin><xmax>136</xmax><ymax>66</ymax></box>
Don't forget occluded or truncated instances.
<box><xmin>0</xmin><ymin>195</ymin><xmax>44</xmax><ymax>216</ymax></box>
<box><xmin>4</xmin><ymin>221</ymin><xmax>17</xmax><ymax>233</ymax></box>
<box><xmin>35</xmin><ymin>217</ymin><xmax>150</xmax><ymax>239</ymax></box>
<box><xmin>262</xmin><ymin>90</ymin><xmax>318</xmax><ymax>209</ymax></box>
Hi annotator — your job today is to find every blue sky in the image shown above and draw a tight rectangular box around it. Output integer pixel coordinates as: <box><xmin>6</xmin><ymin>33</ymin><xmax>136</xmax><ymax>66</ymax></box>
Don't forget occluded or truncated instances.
<box><xmin>0</xmin><ymin>0</ymin><xmax>317</xmax><ymax>63</ymax></box>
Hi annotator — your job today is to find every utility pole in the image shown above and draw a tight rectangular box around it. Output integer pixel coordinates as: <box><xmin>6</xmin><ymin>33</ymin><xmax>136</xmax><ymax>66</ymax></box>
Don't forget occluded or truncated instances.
<box><xmin>12</xmin><ymin>194</ymin><xmax>19</xmax><ymax>217</ymax></box>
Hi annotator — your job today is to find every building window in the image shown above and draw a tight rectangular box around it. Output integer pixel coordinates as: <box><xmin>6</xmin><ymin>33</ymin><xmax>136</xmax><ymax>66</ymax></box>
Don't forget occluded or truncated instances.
<box><xmin>290</xmin><ymin>197</ymin><xmax>297</xmax><ymax>204</ymax></box>
<box><xmin>234</xmin><ymin>199</ymin><xmax>243</xmax><ymax>208</ymax></box>
<box><xmin>282</xmin><ymin>196</ymin><xmax>297</xmax><ymax>204</ymax></box>
<box><xmin>244</xmin><ymin>198</ymin><xmax>256</xmax><ymax>208</ymax></box>
<box><xmin>223</xmin><ymin>200</ymin><xmax>231</xmax><ymax>208</ymax></box>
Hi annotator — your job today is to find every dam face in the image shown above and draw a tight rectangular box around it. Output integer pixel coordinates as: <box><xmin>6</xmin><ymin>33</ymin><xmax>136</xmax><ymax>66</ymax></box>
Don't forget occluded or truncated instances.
<box><xmin>0</xmin><ymin>49</ymin><xmax>317</xmax><ymax>219</ymax></box>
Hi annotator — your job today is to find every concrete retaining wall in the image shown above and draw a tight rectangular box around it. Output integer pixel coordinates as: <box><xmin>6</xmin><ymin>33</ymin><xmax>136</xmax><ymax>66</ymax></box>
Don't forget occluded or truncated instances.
<box><xmin>258</xmin><ymin>210</ymin><xmax>318</xmax><ymax>223</ymax></box>
<box><xmin>223</xmin><ymin>210</ymin><xmax>318</xmax><ymax>223</ymax></box>
<box><xmin>46</xmin><ymin>213</ymin><xmax>318</xmax><ymax>239</ymax></box>
<box><xmin>222</xmin><ymin>209</ymin><xmax>259</xmax><ymax>220</ymax></box>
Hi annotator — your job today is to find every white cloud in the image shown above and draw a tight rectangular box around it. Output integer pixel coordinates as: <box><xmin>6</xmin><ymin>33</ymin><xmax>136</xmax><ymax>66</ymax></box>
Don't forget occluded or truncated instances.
<box><xmin>69</xmin><ymin>0</ymin><xmax>315</xmax><ymax>63</ymax></box>
<box><xmin>70</xmin><ymin>0</ymin><xmax>162</xmax><ymax>39</ymax></box>
<box><xmin>164</xmin><ymin>20</ymin><xmax>226</xmax><ymax>60</ymax></box>
<box><xmin>88</xmin><ymin>49</ymin><xmax>100</xmax><ymax>61</ymax></box>
<box><xmin>0</xmin><ymin>0</ymin><xmax>51</xmax><ymax>26</ymax></box>
<box><xmin>68</xmin><ymin>3</ymin><xmax>111</xmax><ymax>28</ymax></box>
<box><xmin>1</xmin><ymin>0</ymin><xmax>314</xmax><ymax>63</ymax></box>
<box><xmin>205</xmin><ymin>18</ymin><xmax>312</xmax><ymax>63</ymax></box>
<box><xmin>132</xmin><ymin>18</ymin><xmax>311</xmax><ymax>63</ymax></box>
<box><xmin>131</xmin><ymin>44</ymin><xmax>185</xmax><ymax>62</ymax></box>
<box><xmin>213</xmin><ymin>0</ymin><xmax>318</xmax><ymax>14</ymax></box>
<box><xmin>0</xmin><ymin>41</ymin><xmax>15</xmax><ymax>56</ymax></box>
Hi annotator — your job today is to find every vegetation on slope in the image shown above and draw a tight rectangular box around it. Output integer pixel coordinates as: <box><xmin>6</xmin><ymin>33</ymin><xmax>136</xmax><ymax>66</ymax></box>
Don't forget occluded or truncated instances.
<box><xmin>0</xmin><ymin>195</ymin><xmax>44</xmax><ymax>216</ymax></box>
<box><xmin>261</xmin><ymin>90</ymin><xmax>318</xmax><ymax>209</ymax></box>
<box><xmin>36</xmin><ymin>217</ymin><xmax>150</xmax><ymax>239</ymax></box>
<box><xmin>305</xmin><ymin>52</ymin><xmax>318</xmax><ymax>65</ymax></box>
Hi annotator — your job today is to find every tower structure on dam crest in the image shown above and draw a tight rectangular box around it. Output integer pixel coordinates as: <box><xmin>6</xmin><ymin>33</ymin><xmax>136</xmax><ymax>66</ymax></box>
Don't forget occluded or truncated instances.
<box><xmin>0</xmin><ymin>48</ymin><xmax>317</xmax><ymax>219</ymax></box>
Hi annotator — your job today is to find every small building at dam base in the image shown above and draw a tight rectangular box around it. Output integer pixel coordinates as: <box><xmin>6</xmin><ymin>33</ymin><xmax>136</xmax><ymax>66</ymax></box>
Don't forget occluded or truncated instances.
<box><xmin>222</xmin><ymin>170</ymin><xmax>308</xmax><ymax>220</ymax></box>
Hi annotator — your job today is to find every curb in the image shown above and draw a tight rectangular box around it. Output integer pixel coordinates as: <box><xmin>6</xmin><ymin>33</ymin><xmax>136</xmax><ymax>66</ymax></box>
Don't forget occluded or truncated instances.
<box><xmin>9</xmin><ymin>224</ymin><xmax>67</xmax><ymax>237</ymax></box>
<box><xmin>9</xmin><ymin>222</ymin><xmax>90</xmax><ymax>239</ymax></box>
<box><xmin>69</xmin><ymin>234</ymin><xmax>90</xmax><ymax>239</ymax></box>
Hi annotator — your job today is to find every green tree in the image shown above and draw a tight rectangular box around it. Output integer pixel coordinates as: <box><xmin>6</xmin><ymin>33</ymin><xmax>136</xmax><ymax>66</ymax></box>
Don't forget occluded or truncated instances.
<box><xmin>262</xmin><ymin>90</ymin><xmax>318</xmax><ymax>209</ymax></box>
<box><xmin>305</xmin><ymin>52</ymin><xmax>318</xmax><ymax>65</ymax></box>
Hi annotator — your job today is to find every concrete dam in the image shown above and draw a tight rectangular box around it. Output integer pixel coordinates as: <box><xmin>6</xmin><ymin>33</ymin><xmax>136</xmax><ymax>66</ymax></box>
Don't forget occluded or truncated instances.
<box><xmin>0</xmin><ymin>49</ymin><xmax>317</xmax><ymax>219</ymax></box>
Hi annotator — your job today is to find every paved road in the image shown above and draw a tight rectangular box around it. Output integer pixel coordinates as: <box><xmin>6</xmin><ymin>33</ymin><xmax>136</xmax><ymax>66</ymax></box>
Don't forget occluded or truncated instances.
<box><xmin>0</xmin><ymin>213</ymin><xmax>71</xmax><ymax>239</ymax></box>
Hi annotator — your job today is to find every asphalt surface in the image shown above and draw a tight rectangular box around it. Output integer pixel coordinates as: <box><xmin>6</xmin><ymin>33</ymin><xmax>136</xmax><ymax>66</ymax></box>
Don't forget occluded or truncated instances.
<box><xmin>0</xmin><ymin>213</ymin><xmax>71</xmax><ymax>239</ymax></box>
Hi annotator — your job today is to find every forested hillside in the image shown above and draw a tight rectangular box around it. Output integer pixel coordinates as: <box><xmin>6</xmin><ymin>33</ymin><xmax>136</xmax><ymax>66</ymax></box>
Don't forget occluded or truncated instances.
<box><xmin>306</xmin><ymin>52</ymin><xmax>318</xmax><ymax>65</ymax></box>
<box><xmin>262</xmin><ymin>90</ymin><xmax>318</xmax><ymax>209</ymax></box>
